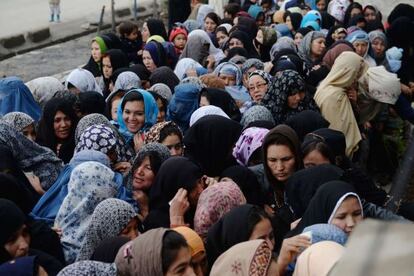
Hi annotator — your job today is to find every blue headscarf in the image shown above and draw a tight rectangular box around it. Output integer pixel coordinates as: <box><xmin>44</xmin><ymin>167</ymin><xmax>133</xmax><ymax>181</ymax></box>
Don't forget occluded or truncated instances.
<box><xmin>213</xmin><ymin>62</ymin><xmax>243</xmax><ymax>86</ymax></box>
<box><xmin>117</xmin><ymin>89</ymin><xmax>159</xmax><ymax>143</ymax></box>
<box><xmin>300</xmin><ymin>10</ymin><xmax>322</xmax><ymax>30</ymax></box>
<box><xmin>0</xmin><ymin>76</ymin><xmax>41</xmax><ymax>121</ymax></box>
<box><xmin>167</xmin><ymin>83</ymin><xmax>200</xmax><ymax>132</ymax></box>
<box><xmin>346</xmin><ymin>30</ymin><xmax>369</xmax><ymax>44</ymax></box>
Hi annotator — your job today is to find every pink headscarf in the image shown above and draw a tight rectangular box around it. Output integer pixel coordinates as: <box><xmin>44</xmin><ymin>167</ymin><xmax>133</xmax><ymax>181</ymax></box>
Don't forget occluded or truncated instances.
<box><xmin>233</xmin><ymin>127</ymin><xmax>270</xmax><ymax>166</ymax></box>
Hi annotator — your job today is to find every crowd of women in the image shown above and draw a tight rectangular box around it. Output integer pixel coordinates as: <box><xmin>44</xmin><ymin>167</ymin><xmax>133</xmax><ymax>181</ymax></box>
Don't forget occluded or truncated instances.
<box><xmin>1</xmin><ymin>0</ymin><xmax>414</xmax><ymax>275</ymax></box>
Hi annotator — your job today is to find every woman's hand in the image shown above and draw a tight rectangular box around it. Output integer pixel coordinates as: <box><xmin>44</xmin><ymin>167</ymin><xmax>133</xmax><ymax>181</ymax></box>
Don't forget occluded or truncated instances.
<box><xmin>277</xmin><ymin>235</ymin><xmax>311</xmax><ymax>276</ymax></box>
<box><xmin>264</xmin><ymin>62</ymin><xmax>273</xmax><ymax>73</ymax></box>
<box><xmin>133</xmin><ymin>190</ymin><xmax>149</xmax><ymax>219</ymax></box>
<box><xmin>133</xmin><ymin>133</ymin><xmax>145</xmax><ymax>153</ymax></box>
<box><xmin>25</xmin><ymin>173</ymin><xmax>45</xmax><ymax>195</ymax></box>
<box><xmin>346</xmin><ymin>86</ymin><xmax>358</xmax><ymax>104</ymax></box>
<box><xmin>51</xmin><ymin>226</ymin><xmax>62</xmax><ymax>238</ymax></box>
<box><xmin>113</xmin><ymin>162</ymin><xmax>132</xmax><ymax>175</ymax></box>
<box><xmin>169</xmin><ymin>188</ymin><xmax>190</xmax><ymax>227</ymax></box>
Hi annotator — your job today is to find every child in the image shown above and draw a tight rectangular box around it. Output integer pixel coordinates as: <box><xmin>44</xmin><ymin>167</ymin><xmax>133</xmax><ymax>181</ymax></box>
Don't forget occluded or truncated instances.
<box><xmin>169</xmin><ymin>26</ymin><xmax>188</xmax><ymax>56</ymax></box>
<box><xmin>49</xmin><ymin>0</ymin><xmax>61</xmax><ymax>22</ymax></box>
<box><xmin>118</xmin><ymin>21</ymin><xmax>143</xmax><ymax>64</ymax></box>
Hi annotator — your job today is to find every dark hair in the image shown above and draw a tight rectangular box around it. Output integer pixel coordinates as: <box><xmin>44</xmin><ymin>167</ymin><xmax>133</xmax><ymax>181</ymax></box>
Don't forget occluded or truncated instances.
<box><xmin>205</xmin><ymin>12</ymin><xmax>221</xmax><ymax>26</ymax></box>
<box><xmin>149</xmin><ymin>91</ymin><xmax>167</xmax><ymax>113</ymax></box>
<box><xmin>78</xmin><ymin>91</ymin><xmax>106</xmax><ymax>115</ymax></box>
<box><xmin>118</xmin><ymin>21</ymin><xmax>138</xmax><ymax>37</ymax></box>
<box><xmin>216</xmin><ymin>26</ymin><xmax>229</xmax><ymax>36</ymax></box>
<box><xmin>133</xmin><ymin>151</ymin><xmax>165</xmax><ymax>176</ymax></box>
<box><xmin>120</xmin><ymin>91</ymin><xmax>144</xmax><ymax>111</ymax></box>
<box><xmin>248</xmin><ymin>147</ymin><xmax>263</xmax><ymax>166</ymax></box>
<box><xmin>162</xmin><ymin>231</ymin><xmax>189</xmax><ymax>274</ymax></box>
<box><xmin>224</xmin><ymin>3</ymin><xmax>241</xmax><ymax>18</ymax></box>
<box><xmin>343</xmin><ymin>2</ymin><xmax>363</xmax><ymax>27</ymax></box>
<box><xmin>159</xmin><ymin>124</ymin><xmax>183</xmax><ymax>143</ymax></box>
<box><xmin>261</xmin><ymin>0</ymin><xmax>273</xmax><ymax>6</ymax></box>
<box><xmin>302</xmin><ymin>141</ymin><xmax>335</xmax><ymax>164</ymax></box>
<box><xmin>247</xmin><ymin>205</ymin><xmax>271</xmax><ymax>237</ymax></box>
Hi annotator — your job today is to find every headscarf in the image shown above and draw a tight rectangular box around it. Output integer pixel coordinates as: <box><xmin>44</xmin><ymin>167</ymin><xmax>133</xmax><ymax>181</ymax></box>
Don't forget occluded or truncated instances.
<box><xmin>194</xmin><ymin>181</ymin><xmax>246</xmax><ymax>240</ymax></box>
<box><xmin>167</xmin><ymin>83</ymin><xmax>200</xmax><ymax>132</ymax></box>
<box><xmin>200</xmin><ymin>87</ymin><xmax>241</xmax><ymax>121</ymax></box>
<box><xmin>301</xmin><ymin>10</ymin><xmax>322</xmax><ymax>29</ymax></box>
<box><xmin>183</xmin><ymin>19</ymin><xmax>202</xmax><ymax>33</ymax></box>
<box><xmin>2</xmin><ymin>112</ymin><xmax>34</xmax><ymax>132</ymax></box>
<box><xmin>302</xmin><ymin>128</ymin><xmax>347</xmax><ymax>160</ymax></box>
<box><xmin>196</xmin><ymin>4</ymin><xmax>215</xmax><ymax>26</ymax></box>
<box><xmin>190</xmin><ymin>105</ymin><xmax>229</xmax><ymax>127</ymax></box>
<box><xmin>76</xmin><ymin>198</ymin><xmax>136</xmax><ymax>261</ymax></box>
<box><xmin>25</xmin><ymin>76</ymin><xmax>65</xmax><ymax>109</ymax></box>
<box><xmin>228</xmin><ymin>30</ymin><xmax>258</xmax><ymax>58</ymax></box>
<box><xmin>65</xmin><ymin>68</ymin><xmax>102</xmax><ymax>95</ymax></box>
<box><xmin>274</xmin><ymin>23</ymin><xmax>292</xmax><ymax>38</ymax></box>
<box><xmin>322</xmin><ymin>41</ymin><xmax>354</xmax><ymax>69</ymax></box>
<box><xmin>241</xmin><ymin>59</ymin><xmax>265</xmax><ymax>75</ymax></box>
<box><xmin>30</xmin><ymin>150</ymin><xmax>111</xmax><ymax>226</ymax></box>
<box><xmin>233</xmin><ymin>127</ymin><xmax>269</xmax><ymax>167</ymax></box>
<box><xmin>240</xmin><ymin>105</ymin><xmax>275</xmax><ymax>129</ymax></box>
<box><xmin>115</xmin><ymin>228</ymin><xmax>168</xmax><ymax>276</ymax></box>
<box><xmin>113</xmin><ymin>72</ymin><xmax>141</xmax><ymax>93</ymax></box>
<box><xmin>129</xmin><ymin>64</ymin><xmax>151</xmax><ymax>83</ymax></box>
<box><xmin>148</xmin><ymin>83</ymin><xmax>172</xmax><ymax>103</ymax></box>
<box><xmin>57</xmin><ymin>261</ymin><xmax>117</xmax><ymax>276</ymax></box>
<box><xmin>77</xmin><ymin>91</ymin><xmax>106</xmax><ymax>115</ymax></box>
<box><xmin>327</xmin><ymin>0</ymin><xmax>351</xmax><ymax>23</ymax></box>
<box><xmin>55</xmin><ymin>161</ymin><xmax>118</xmax><ymax>263</ymax></box>
<box><xmin>117</xmin><ymin>89</ymin><xmax>159</xmax><ymax>142</ymax></box>
<box><xmin>293</xmin><ymin>241</ymin><xmax>344</xmax><ymax>276</ymax></box>
<box><xmin>173</xmin><ymin>227</ymin><xmax>205</xmax><ymax>257</ymax></box>
<box><xmin>90</xmin><ymin>236</ymin><xmax>129</xmax><ymax>263</ymax></box>
<box><xmin>270</xmin><ymin>37</ymin><xmax>297</xmax><ymax>61</ymax></box>
<box><xmin>287</xmin><ymin>12</ymin><xmax>303</xmax><ymax>32</ymax></box>
<box><xmin>0</xmin><ymin>173</ymin><xmax>36</xmax><ymax>215</ymax></box>
<box><xmin>180</xmin><ymin>77</ymin><xmax>206</xmax><ymax>89</ymax></box>
<box><xmin>144</xmin><ymin>121</ymin><xmax>182</xmax><ymax>144</ymax></box>
<box><xmin>213</xmin><ymin>62</ymin><xmax>243</xmax><ymax>86</ymax></box>
<box><xmin>236</xmin><ymin>16</ymin><xmax>258</xmax><ymax>40</ymax></box>
<box><xmin>144</xmin><ymin>41</ymin><xmax>167</xmax><ymax>68</ymax></box>
<box><xmin>0</xmin><ymin>76</ymin><xmax>41</xmax><ymax>121</ymax></box>
<box><xmin>262</xmin><ymin>69</ymin><xmax>318</xmax><ymax>125</ymax></box>
<box><xmin>298</xmin><ymin>31</ymin><xmax>325</xmax><ymax>65</ymax></box>
<box><xmin>181</xmin><ymin>30</ymin><xmax>225</xmax><ymax>64</ymax></box>
<box><xmin>256</xmin><ymin>27</ymin><xmax>277</xmax><ymax>62</ymax></box>
<box><xmin>184</xmin><ymin>115</ymin><xmax>242</xmax><ymax>177</ymax></box>
<box><xmin>248</xmin><ymin>70</ymin><xmax>272</xmax><ymax>84</ymax></box>
<box><xmin>146</xmin><ymin>18</ymin><xmax>168</xmax><ymax>41</ymax></box>
<box><xmin>145</xmin><ymin>157</ymin><xmax>202</xmax><ymax>229</ymax></box>
<box><xmin>302</xmin><ymin>224</ymin><xmax>348</xmax><ymax>246</ymax></box>
<box><xmin>292</xmin><ymin>180</ymin><xmax>363</xmax><ymax>235</ymax></box>
<box><xmin>285</xmin><ymin>110</ymin><xmax>329</xmax><ymax>141</ymax></box>
<box><xmin>314</xmin><ymin>51</ymin><xmax>367</xmax><ymax>156</ymax></box>
<box><xmin>0</xmin><ymin>121</ymin><xmax>63</xmax><ymax>190</ymax></box>
<box><xmin>174</xmin><ymin>58</ymin><xmax>205</xmax><ymax>80</ymax></box>
<box><xmin>149</xmin><ymin>66</ymin><xmax>180</xmax><ymax>92</ymax></box>
<box><xmin>210</xmin><ymin>240</ymin><xmax>273</xmax><ymax>276</ymax></box>
<box><xmin>0</xmin><ymin>256</ymin><xmax>40</xmax><ymax>275</ymax></box>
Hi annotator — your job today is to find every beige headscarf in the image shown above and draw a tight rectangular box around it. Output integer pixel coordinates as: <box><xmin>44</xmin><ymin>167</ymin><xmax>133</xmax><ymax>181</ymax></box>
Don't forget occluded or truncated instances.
<box><xmin>314</xmin><ymin>51</ymin><xmax>368</xmax><ymax>157</ymax></box>
<box><xmin>210</xmin><ymin>239</ymin><xmax>273</xmax><ymax>276</ymax></box>
<box><xmin>293</xmin><ymin>241</ymin><xmax>344</xmax><ymax>276</ymax></box>
<box><xmin>115</xmin><ymin>228</ymin><xmax>168</xmax><ymax>276</ymax></box>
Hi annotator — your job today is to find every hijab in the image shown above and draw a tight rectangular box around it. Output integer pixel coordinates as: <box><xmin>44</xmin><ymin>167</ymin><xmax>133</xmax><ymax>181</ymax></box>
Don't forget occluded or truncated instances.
<box><xmin>115</xmin><ymin>228</ymin><xmax>168</xmax><ymax>276</ymax></box>
<box><xmin>184</xmin><ymin>115</ymin><xmax>242</xmax><ymax>177</ymax></box>
<box><xmin>25</xmin><ymin>76</ymin><xmax>65</xmax><ymax>109</ymax></box>
<box><xmin>194</xmin><ymin>181</ymin><xmax>246</xmax><ymax>240</ymax></box>
<box><xmin>0</xmin><ymin>173</ymin><xmax>36</xmax><ymax>215</ymax></box>
<box><xmin>200</xmin><ymin>87</ymin><xmax>241</xmax><ymax>121</ymax></box>
<box><xmin>112</xmin><ymin>71</ymin><xmax>141</xmax><ymax>93</ymax></box>
<box><xmin>55</xmin><ymin>161</ymin><xmax>118</xmax><ymax>263</ymax></box>
<box><xmin>57</xmin><ymin>260</ymin><xmax>117</xmax><ymax>276</ymax></box>
<box><xmin>213</xmin><ymin>62</ymin><xmax>243</xmax><ymax>86</ymax></box>
<box><xmin>228</xmin><ymin>30</ymin><xmax>259</xmax><ymax>58</ymax></box>
<box><xmin>2</xmin><ymin>112</ymin><xmax>34</xmax><ymax>132</ymax></box>
<box><xmin>144</xmin><ymin>41</ymin><xmax>167</xmax><ymax>68</ymax></box>
<box><xmin>148</xmin><ymin>83</ymin><xmax>172</xmax><ymax>103</ymax></box>
<box><xmin>189</xmin><ymin>105</ymin><xmax>229</xmax><ymax>127</ymax></box>
<box><xmin>298</xmin><ymin>31</ymin><xmax>325</xmax><ymax>66</ymax></box>
<box><xmin>285</xmin><ymin>110</ymin><xmax>329</xmax><ymax>141</ymax></box>
<box><xmin>233</xmin><ymin>127</ymin><xmax>269</xmax><ymax>167</ymax></box>
<box><xmin>77</xmin><ymin>91</ymin><xmax>106</xmax><ymax>115</ymax></box>
<box><xmin>240</xmin><ymin>105</ymin><xmax>275</xmax><ymax>129</ymax></box>
<box><xmin>144</xmin><ymin>121</ymin><xmax>182</xmax><ymax>144</ymax></box>
<box><xmin>0</xmin><ymin>76</ymin><xmax>41</xmax><ymax>121</ymax></box>
<box><xmin>145</xmin><ymin>157</ymin><xmax>203</xmax><ymax>229</ymax></box>
<box><xmin>180</xmin><ymin>30</ymin><xmax>225</xmax><ymax>65</ymax></box>
<box><xmin>76</xmin><ymin>198</ymin><xmax>136</xmax><ymax>261</ymax></box>
<box><xmin>270</xmin><ymin>37</ymin><xmax>297</xmax><ymax>62</ymax></box>
<box><xmin>65</xmin><ymin>68</ymin><xmax>102</xmax><ymax>95</ymax></box>
<box><xmin>314</xmin><ymin>51</ymin><xmax>367</xmax><ymax>156</ymax></box>
<box><xmin>302</xmin><ymin>224</ymin><xmax>348</xmax><ymax>246</ymax></box>
<box><xmin>149</xmin><ymin>66</ymin><xmax>180</xmax><ymax>92</ymax></box>
<box><xmin>322</xmin><ymin>40</ymin><xmax>354</xmax><ymax>69</ymax></box>
<box><xmin>196</xmin><ymin>4</ymin><xmax>215</xmax><ymax>26</ymax></box>
<box><xmin>173</xmin><ymin>227</ymin><xmax>205</xmax><ymax>258</ymax></box>
<box><xmin>174</xmin><ymin>58</ymin><xmax>205</xmax><ymax>81</ymax></box>
<box><xmin>90</xmin><ymin>236</ymin><xmax>129</xmax><ymax>263</ymax></box>
<box><xmin>146</xmin><ymin>19</ymin><xmax>168</xmax><ymax>41</ymax></box>
<box><xmin>210</xmin><ymin>240</ymin><xmax>273</xmax><ymax>276</ymax></box>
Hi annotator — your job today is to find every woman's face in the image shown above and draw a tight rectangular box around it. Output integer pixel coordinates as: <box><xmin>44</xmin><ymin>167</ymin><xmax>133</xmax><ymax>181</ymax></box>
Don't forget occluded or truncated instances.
<box><xmin>216</xmin><ymin>31</ymin><xmax>228</xmax><ymax>47</ymax></box>
<box><xmin>229</xmin><ymin>37</ymin><xmax>244</xmax><ymax>49</ymax></box>
<box><xmin>350</xmin><ymin>7</ymin><xmax>362</xmax><ymax>18</ymax></box>
<box><xmin>303</xmin><ymin>149</ymin><xmax>330</xmax><ymax>168</ymax></box>
<box><xmin>91</xmin><ymin>41</ymin><xmax>101</xmax><ymax>62</ymax></box>
<box><xmin>156</xmin><ymin>98</ymin><xmax>166</xmax><ymax>123</ymax></box>
<box><xmin>353</xmin><ymin>41</ymin><xmax>368</xmax><ymax>57</ymax></box>
<box><xmin>4</xmin><ymin>225</ymin><xmax>30</xmax><ymax>259</ymax></box>
<box><xmin>142</xmin><ymin>22</ymin><xmax>150</xmax><ymax>43</ymax></box>
<box><xmin>287</xmin><ymin>92</ymin><xmax>305</xmax><ymax>109</ymax></box>
<box><xmin>267</xmin><ymin>144</ymin><xmax>296</xmax><ymax>182</ymax></box>
<box><xmin>122</xmin><ymin>100</ymin><xmax>145</xmax><ymax>133</ymax></box>
<box><xmin>199</xmin><ymin>95</ymin><xmax>210</xmax><ymax>107</ymax></box>
<box><xmin>204</xmin><ymin>17</ymin><xmax>217</xmax><ymax>33</ymax></box>
<box><xmin>54</xmin><ymin>110</ymin><xmax>72</xmax><ymax>141</ymax></box>
<box><xmin>143</xmin><ymin>50</ymin><xmax>157</xmax><ymax>72</ymax></box>
<box><xmin>165</xmin><ymin>246</ymin><xmax>195</xmax><ymax>276</ymax></box>
<box><xmin>22</xmin><ymin>123</ymin><xmax>36</xmax><ymax>142</ymax></box>
<box><xmin>111</xmin><ymin>97</ymin><xmax>122</xmax><ymax>121</ymax></box>
<box><xmin>102</xmin><ymin>56</ymin><xmax>113</xmax><ymax>79</ymax></box>
<box><xmin>333</xmin><ymin>31</ymin><xmax>346</xmax><ymax>41</ymax></box>
<box><xmin>248</xmin><ymin>74</ymin><xmax>268</xmax><ymax>103</ymax></box>
<box><xmin>133</xmin><ymin>156</ymin><xmax>154</xmax><ymax>191</ymax></box>
<box><xmin>162</xmin><ymin>134</ymin><xmax>183</xmax><ymax>156</ymax></box>
<box><xmin>285</xmin><ymin>16</ymin><xmax>293</xmax><ymax>31</ymax></box>
<box><xmin>120</xmin><ymin>217</ymin><xmax>139</xmax><ymax>240</ymax></box>
<box><xmin>294</xmin><ymin>32</ymin><xmax>304</xmax><ymax>47</ymax></box>
<box><xmin>219</xmin><ymin>73</ymin><xmax>237</xmax><ymax>86</ymax></box>
<box><xmin>191</xmin><ymin>251</ymin><xmax>207</xmax><ymax>276</ymax></box>
<box><xmin>371</xmin><ymin>38</ymin><xmax>385</xmax><ymax>57</ymax></box>
<box><xmin>316</xmin><ymin>0</ymin><xmax>326</xmax><ymax>11</ymax></box>
<box><xmin>364</xmin><ymin>7</ymin><xmax>376</xmax><ymax>22</ymax></box>
<box><xmin>311</xmin><ymin>37</ymin><xmax>326</xmax><ymax>58</ymax></box>
<box><xmin>331</xmin><ymin>196</ymin><xmax>363</xmax><ymax>235</ymax></box>
<box><xmin>255</xmin><ymin>29</ymin><xmax>264</xmax><ymax>45</ymax></box>
<box><xmin>249</xmin><ymin>217</ymin><xmax>275</xmax><ymax>250</ymax></box>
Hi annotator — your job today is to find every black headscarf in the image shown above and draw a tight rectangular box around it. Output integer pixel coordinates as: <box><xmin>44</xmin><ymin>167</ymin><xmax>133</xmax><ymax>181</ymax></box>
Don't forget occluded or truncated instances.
<box><xmin>387</xmin><ymin>3</ymin><xmax>414</xmax><ymax>25</ymax></box>
<box><xmin>301</xmin><ymin>128</ymin><xmax>346</xmax><ymax>160</ymax></box>
<box><xmin>285</xmin><ymin>12</ymin><xmax>303</xmax><ymax>32</ymax></box>
<box><xmin>90</xmin><ymin>236</ymin><xmax>129</xmax><ymax>263</ymax></box>
<box><xmin>78</xmin><ymin>91</ymin><xmax>106</xmax><ymax>116</ymax></box>
<box><xmin>285</xmin><ymin>110</ymin><xmax>329</xmax><ymax>141</ymax></box>
<box><xmin>343</xmin><ymin>2</ymin><xmax>363</xmax><ymax>27</ymax></box>
<box><xmin>236</xmin><ymin>16</ymin><xmax>258</xmax><ymax>40</ymax></box>
<box><xmin>36</xmin><ymin>97</ymin><xmax>78</xmax><ymax>164</ymax></box>
<box><xmin>228</xmin><ymin>30</ymin><xmax>259</xmax><ymax>58</ymax></box>
<box><xmin>130</xmin><ymin>64</ymin><xmax>151</xmax><ymax>82</ymax></box>
<box><xmin>200</xmin><ymin>88</ymin><xmax>241</xmax><ymax>121</ymax></box>
<box><xmin>149</xmin><ymin>66</ymin><xmax>180</xmax><ymax>92</ymax></box>
<box><xmin>220</xmin><ymin>165</ymin><xmax>266</xmax><ymax>206</ymax></box>
<box><xmin>102</xmin><ymin>49</ymin><xmax>129</xmax><ymax>97</ymax></box>
<box><xmin>184</xmin><ymin>115</ymin><xmax>242</xmax><ymax>177</ymax></box>
<box><xmin>146</xmin><ymin>19</ymin><xmax>168</xmax><ymax>41</ymax></box>
<box><xmin>145</xmin><ymin>156</ymin><xmax>203</xmax><ymax>230</ymax></box>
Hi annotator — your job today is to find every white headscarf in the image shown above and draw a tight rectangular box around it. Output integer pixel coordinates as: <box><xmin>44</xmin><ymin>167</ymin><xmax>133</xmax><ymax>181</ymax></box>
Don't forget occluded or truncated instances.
<box><xmin>113</xmin><ymin>71</ymin><xmax>141</xmax><ymax>92</ymax></box>
<box><xmin>190</xmin><ymin>105</ymin><xmax>229</xmax><ymax>127</ymax></box>
<box><xmin>25</xmin><ymin>76</ymin><xmax>65</xmax><ymax>108</ymax></box>
<box><xmin>65</xmin><ymin>68</ymin><xmax>102</xmax><ymax>95</ymax></box>
<box><xmin>174</xmin><ymin>58</ymin><xmax>204</xmax><ymax>80</ymax></box>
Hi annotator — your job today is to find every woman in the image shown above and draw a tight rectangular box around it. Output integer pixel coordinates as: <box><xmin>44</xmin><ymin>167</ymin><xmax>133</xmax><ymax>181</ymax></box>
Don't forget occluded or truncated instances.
<box><xmin>117</xmin><ymin>89</ymin><xmax>158</xmax><ymax>152</ymax></box>
<box><xmin>198</xmin><ymin>87</ymin><xmax>241</xmax><ymax>121</ymax></box>
<box><xmin>368</xmin><ymin>30</ymin><xmax>389</xmax><ymax>69</ymax></box>
<box><xmin>149</xmin><ymin>66</ymin><xmax>180</xmax><ymax>92</ymax></box>
<box><xmin>215</xmin><ymin>25</ymin><xmax>230</xmax><ymax>48</ymax></box>
<box><xmin>100</xmin><ymin>49</ymin><xmax>129</xmax><ymax>97</ymax></box>
<box><xmin>233</xmin><ymin>127</ymin><xmax>269</xmax><ymax>167</ymax></box>
<box><xmin>210</xmin><ymin>240</ymin><xmax>277</xmax><ymax>276</ymax></box>
<box><xmin>184</xmin><ymin>115</ymin><xmax>242</xmax><ymax>177</ymax></box>
<box><xmin>325</xmin><ymin>25</ymin><xmax>347</xmax><ymax>48</ymax></box>
<box><xmin>313</xmin><ymin>51</ymin><xmax>367</xmax><ymax>157</ymax></box>
<box><xmin>144</xmin><ymin>156</ymin><xmax>204</xmax><ymax>230</ymax></box>
<box><xmin>204</xmin><ymin>12</ymin><xmax>220</xmax><ymax>35</ymax></box>
<box><xmin>0</xmin><ymin>77</ymin><xmax>41</xmax><ymax>121</ymax></box>
<box><xmin>206</xmin><ymin>204</ymin><xmax>274</xmax><ymax>271</ymax></box>
<box><xmin>343</xmin><ymin>2</ymin><xmax>363</xmax><ymax>27</ymax></box>
<box><xmin>115</xmin><ymin>228</ymin><xmax>194</xmax><ymax>275</ymax></box>
<box><xmin>346</xmin><ymin>30</ymin><xmax>376</xmax><ymax>67</ymax></box>
<box><xmin>76</xmin><ymin>198</ymin><xmax>138</xmax><ymax>261</ymax></box>
<box><xmin>254</xmin><ymin>26</ymin><xmax>277</xmax><ymax>62</ymax></box>
<box><xmin>144</xmin><ymin>121</ymin><xmax>184</xmax><ymax>156</ymax></box>
<box><xmin>285</xmin><ymin>110</ymin><xmax>330</xmax><ymax>142</ymax></box>
<box><xmin>2</xmin><ymin>112</ymin><xmax>36</xmax><ymax>141</ymax></box>
<box><xmin>213</xmin><ymin>61</ymin><xmax>243</xmax><ymax>86</ymax></box>
<box><xmin>142</xmin><ymin>41</ymin><xmax>167</xmax><ymax>72</ymax></box>
<box><xmin>194</xmin><ymin>180</ymin><xmax>246</xmax><ymax>240</ymax></box>
<box><xmin>298</xmin><ymin>31</ymin><xmax>326</xmax><ymax>66</ymax></box>
<box><xmin>261</xmin><ymin>69</ymin><xmax>318</xmax><ymax>125</ymax></box>
<box><xmin>25</xmin><ymin>76</ymin><xmax>65</xmax><ymax>109</ymax></box>
<box><xmin>247</xmin><ymin>70</ymin><xmax>271</xmax><ymax>103</ymax></box>
<box><xmin>190</xmin><ymin>105</ymin><xmax>229</xmax><ymax>127</ymax></box>
<box><xmin>294</xmin><ymin>27</ymin><xmax>312</xmax><ymax>49</ymax></box>
<box><xmin>284</xmin><ymin>11</ymin><xmax>303</xmax><ymax>34</ymax></box>
<box><xmin>240</xmin><ymin>105</ymin><xmax>275</xmax><ymax>129</ymax></box>
<box><xmin>228</xmin><ymin>30</ymin><xmax>258</xmax><ymax>58</ymax></box>
<box><xmin>65</xmin><ymin>68</ymin><xmax>102</xmax><ymax>95</ymax></box>
<box><xmin>174</xmin><ymin>58</ymin><xmax>206</xmax><ymax>81</ymax></box>
<box><xmin>36</xmin><ymin>97</ymin><xmax>78</xmax><ymax>163</ymax></box>
<box><xmin>141</xmin><ymin>18</ymin><xmax>168</xmax><ymax>43</ymax></box>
